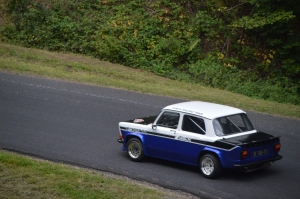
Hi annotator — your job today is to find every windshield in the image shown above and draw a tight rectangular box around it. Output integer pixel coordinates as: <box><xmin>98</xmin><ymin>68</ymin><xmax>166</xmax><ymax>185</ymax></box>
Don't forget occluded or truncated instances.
<box><xmin>213</xmin><ymin>113</ymin><xmax>254</xmax><ymax>136</ymax></box>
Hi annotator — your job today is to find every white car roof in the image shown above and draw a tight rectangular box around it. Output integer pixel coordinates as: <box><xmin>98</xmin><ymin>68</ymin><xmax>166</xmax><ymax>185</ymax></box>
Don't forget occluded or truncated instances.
<box><xmin>163</xmin><ymin>101</ymin><xmax>245</xmax><ymax>119</ymax></box>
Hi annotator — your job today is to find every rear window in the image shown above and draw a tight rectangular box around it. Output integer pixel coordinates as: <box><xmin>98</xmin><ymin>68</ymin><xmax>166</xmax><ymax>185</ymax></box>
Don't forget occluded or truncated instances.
<box><xmin>213</xmin><ymin>113</ymin><xmax>254</xmax><ymax>136</ymax></box>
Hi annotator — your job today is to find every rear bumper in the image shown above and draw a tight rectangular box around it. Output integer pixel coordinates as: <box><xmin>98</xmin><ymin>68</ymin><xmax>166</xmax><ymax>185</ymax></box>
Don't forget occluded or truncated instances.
<box><xmin>233</xmin><ymin>155</ymin><xmax>282</xmax><ymax>172</ymax></box>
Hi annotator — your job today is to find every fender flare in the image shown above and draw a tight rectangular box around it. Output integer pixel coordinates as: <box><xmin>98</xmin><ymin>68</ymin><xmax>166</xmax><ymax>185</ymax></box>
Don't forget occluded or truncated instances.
<box><xmin>123</xmin><ymin>132</ymin><xmax>148</xmax><ymax>156</ymax></box>
<box><xmin>198</xmin><ymin>147</ymin><xmax>225</xmax><ymax>167</ymax></box>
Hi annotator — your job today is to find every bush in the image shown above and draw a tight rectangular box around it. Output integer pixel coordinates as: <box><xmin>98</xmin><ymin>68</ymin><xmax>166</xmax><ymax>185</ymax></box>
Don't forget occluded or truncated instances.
<box><xmin>1</xmin><ymin>0</ymin><xmax>299</xmax><ymax>105</ymax></box>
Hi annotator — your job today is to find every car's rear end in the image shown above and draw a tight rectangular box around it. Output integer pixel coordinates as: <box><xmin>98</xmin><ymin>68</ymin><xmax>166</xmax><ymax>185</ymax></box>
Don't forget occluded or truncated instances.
<box><xmin>223</xmin><ymin>132</ymin><xmax>282</xmax><ymax>171</ymax></box>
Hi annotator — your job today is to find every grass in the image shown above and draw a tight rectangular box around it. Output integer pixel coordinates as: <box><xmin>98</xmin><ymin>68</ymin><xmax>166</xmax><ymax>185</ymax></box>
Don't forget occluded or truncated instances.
<box><xmin>0</xmin><ymin>43</ymin><xmax>299</xmax><ymax>119</ymax></box>
<box><xmin>0</xmin><ymin>150</ymin><xmax>192</xmax><ymax>199</ymax></box>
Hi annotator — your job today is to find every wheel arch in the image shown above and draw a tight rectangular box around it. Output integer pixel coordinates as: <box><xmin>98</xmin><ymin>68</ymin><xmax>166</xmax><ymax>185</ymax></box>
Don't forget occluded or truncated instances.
<box><xmin>197</xmin><ymin>148</ymin><xmax>223</xmax><ymax>167</ymax></box>
<box><xmin>124</xmin><ymin>133</ymin><xmax>148</xmax><ymax>156</ymax></box>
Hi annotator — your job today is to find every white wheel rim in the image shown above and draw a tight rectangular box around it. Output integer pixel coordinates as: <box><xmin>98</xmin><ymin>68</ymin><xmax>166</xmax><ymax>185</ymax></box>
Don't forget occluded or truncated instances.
<box><xmin>201</xmin><ymin>157</ymin><xmax>215</xmax><ymax>175</ymax></box>
<box><xmin>128</xmin><ymin>141</ymin><xmax>141</xmax><ymax>159</ymax></box>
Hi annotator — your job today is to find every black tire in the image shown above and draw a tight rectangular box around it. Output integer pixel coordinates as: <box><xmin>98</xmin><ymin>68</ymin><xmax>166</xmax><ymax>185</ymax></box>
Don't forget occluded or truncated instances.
<box><xmin>199</xmin><ymin>154</ymin><xmax>222</xmax><ymax>179</ymax></box>
<box><xmin>126</xmin><ymin>138</ymin><xmax>144</xmax><ymax>161</ymax></box>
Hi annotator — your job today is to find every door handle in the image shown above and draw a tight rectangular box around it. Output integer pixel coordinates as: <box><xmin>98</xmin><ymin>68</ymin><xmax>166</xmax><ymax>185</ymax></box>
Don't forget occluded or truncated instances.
<box><xmin>170</xmin><ymin>130</ymin><xmax>176</xmax><ymax>134</ymax></box>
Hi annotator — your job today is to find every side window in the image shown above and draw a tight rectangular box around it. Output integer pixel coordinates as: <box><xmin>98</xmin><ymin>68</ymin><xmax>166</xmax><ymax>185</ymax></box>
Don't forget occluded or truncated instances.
<box><xmin>156</xmin><ymin>112</ymin><xmax>180</xmax><ymax>129</ymax></box>
<box><xmin>182</xmin><ymin>115</ymin><xmax>206</xmax><ymax>134</ymax></box>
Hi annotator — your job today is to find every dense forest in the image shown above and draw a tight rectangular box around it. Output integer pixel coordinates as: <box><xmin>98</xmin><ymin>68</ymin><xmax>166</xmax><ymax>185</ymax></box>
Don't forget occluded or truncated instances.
<box><xmin>1</xmin><ymin>0</ymin><xmax>299</xmax><ymax>105</ymax></box>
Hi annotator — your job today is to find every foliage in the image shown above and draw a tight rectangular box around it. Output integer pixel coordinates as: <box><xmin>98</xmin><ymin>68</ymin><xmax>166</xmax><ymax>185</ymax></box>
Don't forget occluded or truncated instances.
<box><xmin>1</xmin><ymin>0</ymin><xmax>299</xmax><ymax>105</ymax></box>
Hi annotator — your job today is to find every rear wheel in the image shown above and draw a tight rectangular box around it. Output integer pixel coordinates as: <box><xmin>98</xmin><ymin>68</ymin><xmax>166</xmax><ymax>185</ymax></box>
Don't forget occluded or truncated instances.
<box><xmin>127</xmin><ymin>138</ymin><xmax>144</xmax><ymax>161</ymax></box>
<box><xmin>199</xmin><ymin>154</ymin><xmax>222</xmax><ymax>179</ymax></box>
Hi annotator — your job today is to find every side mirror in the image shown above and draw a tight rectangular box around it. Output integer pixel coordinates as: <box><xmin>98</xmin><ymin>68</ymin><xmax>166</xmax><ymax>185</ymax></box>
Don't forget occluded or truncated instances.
<box><xmin>152</xmin><ymin>124</ymin><xmax>157</xmax><ymax>130</ymax></box>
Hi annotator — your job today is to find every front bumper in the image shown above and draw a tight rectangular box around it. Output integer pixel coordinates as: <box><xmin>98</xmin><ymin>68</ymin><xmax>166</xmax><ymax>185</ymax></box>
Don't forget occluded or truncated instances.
<box><xmin>118</xmin><ymin>139</ymin><xmax>124</xmax><ymax>143</ymax></box>
<box><xmin>233</xmin><ymin>155</ymin><xmax>282</xmax><ymax>172</ymax></box>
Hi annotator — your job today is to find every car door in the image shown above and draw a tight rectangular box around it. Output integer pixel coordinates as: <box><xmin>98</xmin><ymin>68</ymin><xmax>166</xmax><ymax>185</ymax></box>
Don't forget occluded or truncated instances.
<box><xmin>146</xmin><ymin>111</ymin><xmax>179</xmax><ymax>161</ymax></box>
<box><xmin>175</xmin><ymin>114</ymin><xmax>207</xmax><ymax>165</ymax></box>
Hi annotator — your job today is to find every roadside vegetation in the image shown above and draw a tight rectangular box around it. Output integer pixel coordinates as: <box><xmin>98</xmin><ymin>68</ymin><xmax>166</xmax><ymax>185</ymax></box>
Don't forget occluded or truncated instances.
<box><xmin>0</xmin><ymin>150</ymin><xmax>193</xmax><ymax>199</ymax></box>
<box><xmin>0</xmin><ymin>43</ymin><xmax>299</xmax><ymax>118</ymax></box>
<box><xmin>0</xmin><ymin>0</ymin><xmax>299</xmax><ymax>106</ymax></box>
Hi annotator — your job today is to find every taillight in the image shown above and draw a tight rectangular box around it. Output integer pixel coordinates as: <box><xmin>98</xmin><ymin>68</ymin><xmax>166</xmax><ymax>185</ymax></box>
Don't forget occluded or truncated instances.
<box><xmin>274</xmin><ymin>143</ymin><xmax>281</xmax><ymax>152</ymax></box>
<box><xmin>241</xmin><ymin>150</ymin><xmax>248</xmax><ymax>159</ymax></box>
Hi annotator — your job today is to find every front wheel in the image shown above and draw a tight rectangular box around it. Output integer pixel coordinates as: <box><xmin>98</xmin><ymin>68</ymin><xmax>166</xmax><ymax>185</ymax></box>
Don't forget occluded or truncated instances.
<box><xmin>127</xmin><ymin>138</ymin><xmax>144</xmax><ymax>161</ymax></box>
<box><xmin>199</xmin><ymin>154</ymin><xmax>222</xmax><ymax>179</ymax></box>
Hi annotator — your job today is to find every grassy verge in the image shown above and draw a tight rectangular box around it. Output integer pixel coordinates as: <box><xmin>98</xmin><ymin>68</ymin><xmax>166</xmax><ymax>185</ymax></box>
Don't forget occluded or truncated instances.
<box><xmin>0</xmin><ymin>150</ymin><xmax>193</xmax><ymax>199</ymax></box>
<box><xmin>0</xmin><ymin>43</ymin><xmax>299</xmax><ymax>118</ymax></box>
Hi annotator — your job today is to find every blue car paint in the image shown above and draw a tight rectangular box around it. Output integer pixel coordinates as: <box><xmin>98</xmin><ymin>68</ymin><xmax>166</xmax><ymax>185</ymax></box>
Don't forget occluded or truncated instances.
<box><xmin>121</xmin><ymin>130</ymin><xmax>148</xmax><ymax>155</ymax></box>
<box><xmin>121</xmin><ymin>129</ymin><xmax>281</xmax><ymax>169</ymax></box>
<box><xmin>122</xmin><ymin>130</ymin><xmax>228</xmax><ymax>167</ymax></box>
<box><xmin>146</xmin><ymin>134</ymin><xmax>176</xmax><ymax>161</ymax></box>
<box><xmin>174</xmin><ymin>139</ymin><xmax>205</xmax><ymax>166</ymax></box>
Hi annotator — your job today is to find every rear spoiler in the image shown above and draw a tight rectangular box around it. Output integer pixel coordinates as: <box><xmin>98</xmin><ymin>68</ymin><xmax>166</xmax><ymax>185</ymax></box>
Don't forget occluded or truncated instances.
<box><xmin>221</xmin><ymin>132</ymin><xmax>280</xmax><ymax>147</ymax></box>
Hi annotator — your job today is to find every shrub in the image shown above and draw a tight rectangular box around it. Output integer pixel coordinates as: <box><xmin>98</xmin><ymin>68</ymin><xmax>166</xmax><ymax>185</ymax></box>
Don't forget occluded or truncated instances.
<box><xmin>1</xmin><ymin>0</ymin><xmax>299</xmax><ymax>105</ymax></box>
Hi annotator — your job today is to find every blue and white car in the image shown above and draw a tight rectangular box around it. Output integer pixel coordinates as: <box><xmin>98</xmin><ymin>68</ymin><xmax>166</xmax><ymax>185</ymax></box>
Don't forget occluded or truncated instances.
<box><xmin>117</xmin><ymin>101</ymin><xmax>282</xmax><ymax>178</ymax></box>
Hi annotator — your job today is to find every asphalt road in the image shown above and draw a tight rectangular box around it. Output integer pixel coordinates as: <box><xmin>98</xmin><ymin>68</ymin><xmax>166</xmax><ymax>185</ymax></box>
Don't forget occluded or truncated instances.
<box><xmin>1</xmin><ymin>72</ymin><xmax>300</xmax><ymax>199</ymax></box>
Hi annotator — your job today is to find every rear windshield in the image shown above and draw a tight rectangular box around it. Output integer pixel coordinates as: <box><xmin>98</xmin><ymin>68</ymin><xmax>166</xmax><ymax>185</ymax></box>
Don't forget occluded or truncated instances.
<box><xmin>213</xmin><ymin>113</ymin><xmax>254</xmax><ymax>136</ymax></box>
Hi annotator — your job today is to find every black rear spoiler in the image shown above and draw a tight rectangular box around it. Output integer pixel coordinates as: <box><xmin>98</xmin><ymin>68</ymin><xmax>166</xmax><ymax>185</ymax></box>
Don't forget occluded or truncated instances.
<box><xmin>221</xmin><ymin>132</ymin><xmax>280</xmax><ymax>147</ymax></box>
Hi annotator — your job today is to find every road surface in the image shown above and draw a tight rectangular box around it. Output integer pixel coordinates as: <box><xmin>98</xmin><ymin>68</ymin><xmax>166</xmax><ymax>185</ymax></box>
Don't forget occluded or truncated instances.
<box><xmin>1</xmin><ymin>72</ymin><xmax>299</xmax><ymax>199</ymax></box>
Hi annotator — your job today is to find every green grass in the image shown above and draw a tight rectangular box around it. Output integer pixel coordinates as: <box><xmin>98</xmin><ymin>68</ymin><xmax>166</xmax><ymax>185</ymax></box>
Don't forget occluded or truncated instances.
<box><xmin>0</xmin><ymin>150</ymin><xmax>191</xmax><ymax>199</ymax></box>
<box><xmin>0</xmin><ymin>43</ymin><xmax>299</xmax><ymax>118</ymax></box>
